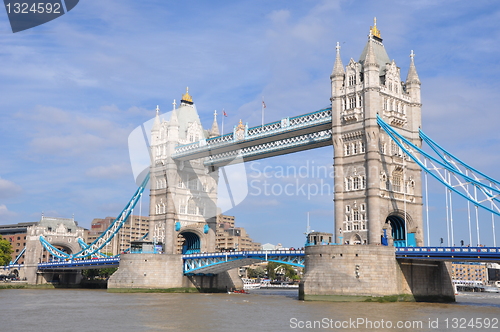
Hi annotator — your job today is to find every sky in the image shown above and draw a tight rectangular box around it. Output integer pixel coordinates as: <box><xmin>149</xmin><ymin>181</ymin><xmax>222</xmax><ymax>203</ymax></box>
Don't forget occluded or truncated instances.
<box><xmin>0</xmin><ymin>0</ymin><xmax>499</xmax><ymax>248</ymax></box>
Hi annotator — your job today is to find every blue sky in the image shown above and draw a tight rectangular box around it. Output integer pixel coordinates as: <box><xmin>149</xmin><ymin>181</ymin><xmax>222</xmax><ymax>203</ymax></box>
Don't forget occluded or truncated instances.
<box><xmin>0</xmin><ymin>1</ymin><xmax>499</xmax><ymax>248</ymax></box>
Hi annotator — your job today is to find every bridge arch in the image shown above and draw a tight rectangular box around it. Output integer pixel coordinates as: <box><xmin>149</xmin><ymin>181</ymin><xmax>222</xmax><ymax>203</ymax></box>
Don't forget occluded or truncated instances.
<box><xmin>385</xmin><ymin>211</ymin><xmax>416</xmax><ymax>247</ymax></box>
<box><xmin>178</xmin><ymin>231</ymin><xmax>201</xmax><ymax>254</ymax></box>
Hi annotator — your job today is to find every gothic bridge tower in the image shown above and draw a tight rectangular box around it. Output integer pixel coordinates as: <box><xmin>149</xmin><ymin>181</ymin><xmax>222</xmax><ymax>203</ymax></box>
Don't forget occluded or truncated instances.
<box><xmin>149</xmin><ymin>88</ymin><xmax>220</xmax><ymax>254</ymax></box>
<box><xmin>331</xmin><ymin>20</ymin><xmax>423</xmax><ymax>246</ymax></box>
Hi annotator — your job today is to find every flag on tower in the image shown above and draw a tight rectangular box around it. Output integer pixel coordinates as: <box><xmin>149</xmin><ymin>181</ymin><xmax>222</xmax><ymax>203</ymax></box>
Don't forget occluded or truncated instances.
<box><xmin>262</xmin><ymin>100</ymin><xmax>266</xmax><ymax>109</ymax></box>
<box><xmin>223</xmin><ymin>110</ymin><xmax>228</xmax><ymax>117</ymax></box>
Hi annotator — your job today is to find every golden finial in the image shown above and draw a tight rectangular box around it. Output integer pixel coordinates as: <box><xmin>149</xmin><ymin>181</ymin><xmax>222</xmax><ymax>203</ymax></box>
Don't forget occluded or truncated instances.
<box><xmin>181</xmin><ymin>87</ymin><xmax>193</xmax><ymax>103</ymax></box>
<box><xmin>236</xmin><ymin>119</ymin><xmax>245</xmax><ymax>130</ymax></box>
<box><xmin>370</xmin><ymin>17</ymin><xmax>381</xmax><ymax>38</ymax></box>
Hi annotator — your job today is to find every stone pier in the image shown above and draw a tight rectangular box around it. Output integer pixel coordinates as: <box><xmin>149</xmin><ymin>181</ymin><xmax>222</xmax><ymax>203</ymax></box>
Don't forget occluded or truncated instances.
<box><xmin>299</xmin><ymin>245</ymin><xmax>455</xmax><ymax>302</ymax></box>
<box><xmin>107</xmin><ymin>254</ymin><xmax>242</xmax><ymax>292</ymax></box>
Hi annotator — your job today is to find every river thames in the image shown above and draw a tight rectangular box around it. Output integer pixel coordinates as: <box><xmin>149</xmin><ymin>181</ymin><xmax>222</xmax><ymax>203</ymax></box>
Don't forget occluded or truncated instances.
<box><xmin>1</xmin><ymin>288</ymin><xmax>500</xmax><ymax>331</ymax></box>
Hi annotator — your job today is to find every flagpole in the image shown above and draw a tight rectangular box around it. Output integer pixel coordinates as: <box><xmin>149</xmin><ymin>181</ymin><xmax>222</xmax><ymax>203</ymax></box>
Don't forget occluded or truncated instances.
<box><xmin>221</xmin><ymin>109</ymin><xmax>224</xmax><ymax>135</ymax></box>
<box><xmin>261</xmin><ymin>96</ymin><xmax>264</xmax><ymax>127</ymax></box>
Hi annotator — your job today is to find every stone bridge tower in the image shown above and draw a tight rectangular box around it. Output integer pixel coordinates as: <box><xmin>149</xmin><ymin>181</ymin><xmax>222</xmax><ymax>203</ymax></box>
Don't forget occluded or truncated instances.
<box><xmin>149</xmin><ymin>89</ymin><xmax>219</xmax><ymax>254</ymax></box>
<box><xmin>331</xmin><ymin>20</ymin><xmax>423</xmax><ymax>246</ymax></box>
<box><xmin>24</xmin><ymin>216</ymin><xmax>85</xmax><ymax>284</ymax></box>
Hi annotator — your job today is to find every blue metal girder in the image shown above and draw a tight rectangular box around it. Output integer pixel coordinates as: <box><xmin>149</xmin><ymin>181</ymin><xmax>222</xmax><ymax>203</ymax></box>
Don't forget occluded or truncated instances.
<box><xmin>377</xmin><ymin>115</ymin><xmax>500</xmax><ymax>217</ymax></box>
<box><xmin>395</xmin><ymin>246</ymin><xmax>500</xmax><ymax>262</ymax></box>
<box><xmin>182</xmin><ymin>250</ymin><xmax>305</xmax><ymax>274</ymax></box>
<box><xmin>37</xmin><ymin>257</ymin><xmax>120</xmax><ymax>270</ymax></box>
<box><xmin>39</xmin><ymin>173</ymin><xmax>150</xmax><ymax>259</ymax></box>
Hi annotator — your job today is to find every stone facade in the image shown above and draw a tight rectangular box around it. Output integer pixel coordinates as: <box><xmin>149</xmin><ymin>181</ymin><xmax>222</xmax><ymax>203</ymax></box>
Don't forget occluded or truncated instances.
<box><xmin>331</xmin><ymin>20</ymin><xmax>423</xmax><ymax>246</ymax></box>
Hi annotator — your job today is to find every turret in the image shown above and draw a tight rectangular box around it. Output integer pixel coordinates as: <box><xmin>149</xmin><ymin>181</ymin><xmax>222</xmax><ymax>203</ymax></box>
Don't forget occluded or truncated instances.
<box><xmin>330</xmin><ymin>42</ymin><xmax>345</xmax><ymax>98</ymax></box>
<box><xmin>405</xmin><ymin>50</ymin><xmax>421</xmax><ymax>104</ymax></box>
<box><xmin>209</xmin><ymin>110</ymin><xmax>220</xmax><ymax>138</ymax></box>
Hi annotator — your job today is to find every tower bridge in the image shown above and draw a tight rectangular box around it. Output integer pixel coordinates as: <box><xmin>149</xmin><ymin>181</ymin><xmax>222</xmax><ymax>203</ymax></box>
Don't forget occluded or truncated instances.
<box><xmin>7</xmin><ymin>20</ymin><xmax>500</xmax><ymax>301</ymax></box>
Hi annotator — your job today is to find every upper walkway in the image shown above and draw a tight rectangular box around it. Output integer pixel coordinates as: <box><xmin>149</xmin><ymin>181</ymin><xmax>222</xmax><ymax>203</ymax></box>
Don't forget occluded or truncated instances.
<box><xmin>172</xmin><ymin>108</ymin><xmax>332</xmax><ymax>166</ymax></box>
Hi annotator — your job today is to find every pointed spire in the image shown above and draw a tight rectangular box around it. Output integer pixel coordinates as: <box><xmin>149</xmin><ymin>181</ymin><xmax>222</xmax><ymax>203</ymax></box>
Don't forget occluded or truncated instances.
<box><xmin>331</xmin><ymin>42</ymin><xmax>345</xmax><ymax>77</ymax></box>
<box><xmin>152</xmin><ymin>105</ymin><xmax>161</xmax><ymax>130</ymax></box>
<box><xmin>210</xmin><ymin>110</ymin><xmax>220</xmax><ymax>137</ymax></box>
<box><xmin>406</xmin><ymin>50</ymin><xmax>421</xmax><ymax>84</ymax></box>
<box><xmin>169</xmin><ymin>99</ymin><xmax>178</xmax><ymax>126</ymax></box>
<box><xmin>364</xmin><ymin>39</ymin><xmax>379</xmax><ymax>69</ymax></box>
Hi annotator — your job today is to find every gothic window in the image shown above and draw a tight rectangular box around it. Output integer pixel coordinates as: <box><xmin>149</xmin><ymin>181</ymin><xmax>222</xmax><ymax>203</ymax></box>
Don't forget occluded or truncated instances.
<box><xmin>360</xmin><ymin>203</ymin><xmax>366</xmax><ymax>211</ymax></box>
<box><xmin>345</xmin><ymin>178</ymin><xmax>351</xmax><ymax>191</ymax></box>
<box><xmin>360</xmin><ymin>141</ymin><xmax>365</xmax><ymax>153</ymax></box>
<box><xmin>353</xmin><ymin>211</ymin><xmax>360</xmax><ymax>221</ymax></box>
<box><xmin>391</xmin><ymin>141</ymin><xmax>398</xmax><ymax>156</ymax></box>
<box><xmin>380</xmin><ymin>142</ymin><xmax>386</xmax><ymax>154</ymax></box>
<box><xmin>188</xmin><ymin>177</ymin><xmax>198</xmax><ymax>191</ymax></box>
<box><xmin>392</xmin><ymin>168</ymin><xmax>403</xmax><ymax>192</ymax></box>
<box><xmin>352</xmin><ymin>142</ymin><xmax>358</xmax><ymax>154</ymax></box>
<box><xmin>353</xmin><ymin>177</ymin><xmax>360</xmax><ymax>190</ymax></box>
<box><xmin>179</xmin><ymin>202</ymin><xmax>187</xmax><ymax>214</ymax></box>
<box><xmin>345</xmin><ymin>205</ymin><xmax>351</xmax><ymax>213</ymax></box>
<box><xmin>358</xmin><ymin>94</ymin><xmax>363</xmax><ymax>107</ymax></box>
<box><xmin>177</xmin><ymin>175</ymin><xmax>184</xmax><ymax>188</ymax></box>
<box><xmin>383</xmin><ymin>98</ymin><xmax>388</xmax><ymax>110</ymax></box>
<box><xmin>348</xmin><ymin>75</ymin><xmax>356</xmax><ymax>86</ymax></box>
<box><xmin>345</xmin><ymin>144</ymin><xmax>351</xmax><ymax>156</ymax></box>
<box><xmin>349</xmin><ymin>96</ymin><xmax>355</xmax><ymax>109</ymax></box>
<box><xmin>361</xmin><ymin>176</ymin><xmax>366</xmax><ymax>189</ymax></box>
<box><xmin>362</xmin><ymin>221</ymin><xmax>366</xmax><ymax>230</ymax></box>
<box><xmin>156</xmin><ymin>146</ymin><xmax>161</xmax><ymax>157</ymax></box>
<box><xmin>188</xmin><ymin>199</ymin><xmax>197</xmax><ymax>215</ymax></box>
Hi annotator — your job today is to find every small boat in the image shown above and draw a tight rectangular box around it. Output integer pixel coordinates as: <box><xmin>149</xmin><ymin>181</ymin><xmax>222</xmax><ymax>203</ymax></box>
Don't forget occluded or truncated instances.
<box><xmin>228</xmin><ymin>289</ymin><xmax>248</xmax><ymax>294</ymax></box>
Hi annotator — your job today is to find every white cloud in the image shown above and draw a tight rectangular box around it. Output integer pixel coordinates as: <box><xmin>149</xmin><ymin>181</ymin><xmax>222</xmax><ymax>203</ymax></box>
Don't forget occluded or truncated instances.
<box><xmin>0</xmin><ymin>178</ymin><xmax>22</xmax><ymax>199</ymax></box>
<box><xmin>86</xmin><ymin>164</ymin><xmax>131</xmax><ymax>179</ymax></box>
<box><xmin>0</xmin><ymin>204</ymin><xmax>17</xmax><ymax>219</ymax></box>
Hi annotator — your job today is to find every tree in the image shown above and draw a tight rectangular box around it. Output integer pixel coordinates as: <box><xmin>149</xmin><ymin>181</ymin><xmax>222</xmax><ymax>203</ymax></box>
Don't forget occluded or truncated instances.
<box><xmin>0</xmin><ymin>235</ymin><xmax>13</xmax><ymax>265</ymax></box>
<box><xmin>247</xmin><ymin>266</ymin><xmax>266</xmax><ymax>278</ymax></box>
<box><xmin>266</xmin><ymin>262</ymin><xmax>297</xmax><ymax>281</ymax></box>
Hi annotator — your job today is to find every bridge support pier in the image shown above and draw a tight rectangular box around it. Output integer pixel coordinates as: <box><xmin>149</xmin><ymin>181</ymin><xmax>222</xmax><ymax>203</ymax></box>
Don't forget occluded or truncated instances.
<box><xmin>299</xmin><ymin>245</ymin><xmax>455</xmax><ymax>302</ymax></box>
<box><xmin>108</xmin><ymin>254</ymin><xmax>242</xmax><ymax>292</ymax></box>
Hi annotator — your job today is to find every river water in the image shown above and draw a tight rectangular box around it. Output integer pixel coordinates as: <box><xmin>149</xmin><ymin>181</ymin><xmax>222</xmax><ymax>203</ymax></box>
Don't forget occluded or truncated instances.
<box><xmin>1</xmin><ymin>289</ymin><xmax>500</xmax><ymax>331</ymax></box>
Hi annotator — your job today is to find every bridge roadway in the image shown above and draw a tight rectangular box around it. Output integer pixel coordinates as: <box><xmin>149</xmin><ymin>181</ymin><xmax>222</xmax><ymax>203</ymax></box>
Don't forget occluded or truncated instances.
<box><xmin>20</xmin><ymin>247</ymin><xmax>500</xmax><ymax>274</ymax></box>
